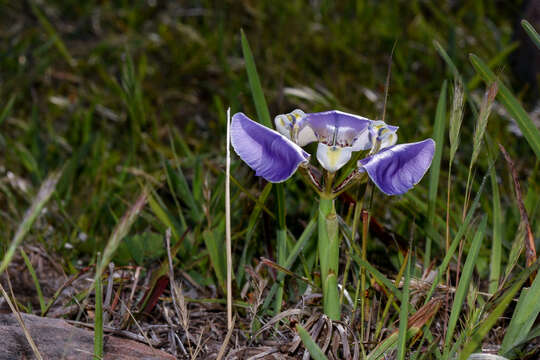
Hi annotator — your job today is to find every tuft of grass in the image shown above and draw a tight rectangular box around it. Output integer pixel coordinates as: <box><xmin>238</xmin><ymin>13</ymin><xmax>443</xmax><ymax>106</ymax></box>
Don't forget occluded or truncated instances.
<box><xmin>0</xmin><ymin>169</ymin><xmax>63</xmax><ymax>275</ymax></box>
<box><xmin>469</xmin><ymin>53</ymin><xmax>540</xmax><ymax>158</ymax></box>
<box><xmin>444</xmin><ymin>217</ymin><xmax>486</xmax><ymax>356</ymax></box>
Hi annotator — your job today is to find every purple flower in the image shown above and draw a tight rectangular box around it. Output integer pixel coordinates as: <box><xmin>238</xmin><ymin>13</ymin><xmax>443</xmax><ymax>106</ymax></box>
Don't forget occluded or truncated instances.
<box><xmin>231</xmin><ymin>110</ymin><xmax>435</xmax><ymax>195</ymax></box>
<box><xmin>358</xmin><ymin>139</ymin><xmax>435</xmax><ymax>195</ymax></box>
<box><xmin>231</xmin><ymin>113</ymin><xmax>310</xmax><ymax>183</ymax></box>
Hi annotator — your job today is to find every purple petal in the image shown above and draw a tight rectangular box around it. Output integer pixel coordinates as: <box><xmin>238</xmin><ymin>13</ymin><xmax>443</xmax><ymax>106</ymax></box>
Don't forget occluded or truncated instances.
<box><xmin>296</xmin><ymin>110</ymin><xmax>372</xmax><ymax>147</ymax></box>
<box><xmin>231</xmin><ymin>113</ymin><xmax>310</xmax><ymax>183</ymax></box>
<box><xmin>359</xmin><ymin>139</ymin><xmax>435</xmax><ymax>195</ymax></box>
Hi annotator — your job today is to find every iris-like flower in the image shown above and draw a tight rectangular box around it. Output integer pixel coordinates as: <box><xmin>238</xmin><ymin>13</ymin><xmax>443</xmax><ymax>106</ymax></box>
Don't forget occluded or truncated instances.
<box><xmin>231</xmin><ymin>110</ymin><xmax>434</xmax><ymax>195</ymax></box>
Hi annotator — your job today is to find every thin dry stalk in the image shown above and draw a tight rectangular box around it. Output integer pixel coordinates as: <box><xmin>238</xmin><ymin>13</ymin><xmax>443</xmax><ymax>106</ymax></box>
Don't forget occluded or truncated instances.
<box><xmin>121</xmin><ymin>298</ymin><xmax>155</xmax><ymax>352</ymax></box>
<box><xmin>499</xmin><ymin>144</ymin><xmax>537</xmax><ymax>269</ymax></box>
<box><xmin>0</xmin><ymin>281</ymin><xmax>43</xmax><ymax>360</ymax></box>
<box><xmin>216</xmin><ymin>315</ymin><xmax>236</xmax><ymax>360</ymax></box>
<box><xmin>225</xmin><ymin>107</ymin><xmax>233</xmax><ymax>329</ymax></box>
<box><xmin>166</xmin><ymin>228</ymin><xmax>193</xmax><ymax>356</ymax></box>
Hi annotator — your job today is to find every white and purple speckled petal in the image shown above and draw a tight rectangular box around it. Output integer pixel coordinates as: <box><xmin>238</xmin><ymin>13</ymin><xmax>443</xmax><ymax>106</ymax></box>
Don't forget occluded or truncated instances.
<box><xmin>231</xmin><ymin>113</ymin><xmax>310</xmax><ymax>183</ymax></box>
<box><xmin>274</xmin><ymin>109</ymin><xmax>305</xmax><ymax>140</ymax></box>
<box><xmin>358</xmin><ymin>139</ymin><xmax>435</xmax><ymax>195</ymax></box>
<box><xmin>296</xmin><ymin>110</ymin><xmax>372</xmax><ymax>147</ymax></box>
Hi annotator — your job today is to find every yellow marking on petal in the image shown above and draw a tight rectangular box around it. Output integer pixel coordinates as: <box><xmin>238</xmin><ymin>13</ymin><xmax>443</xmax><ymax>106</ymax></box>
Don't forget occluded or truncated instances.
<box><xmin>327</xmin><ymin>146</ymin><xmax>342</xmax><ymax>168</ymax></box>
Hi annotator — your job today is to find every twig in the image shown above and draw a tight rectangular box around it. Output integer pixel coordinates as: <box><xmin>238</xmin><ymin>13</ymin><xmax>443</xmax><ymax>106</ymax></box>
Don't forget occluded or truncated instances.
<box><xmin>499</xmin><ymin>144</ymin><xmax>537</xmax><ymax>270</ymax></box>
<box><xmin>216</xmin><ymin>315</ymin><xmax>236</xmax><ymax>360</ymax></box>
<box><xmin>0</xmin><ymin>281</ymin><xmax>43</xmax><ymax>360</ymax></box>
<box><xmin>225</xmin><ymin>107</ymin><xmax>233</xmax><ymax>329</ymax></box>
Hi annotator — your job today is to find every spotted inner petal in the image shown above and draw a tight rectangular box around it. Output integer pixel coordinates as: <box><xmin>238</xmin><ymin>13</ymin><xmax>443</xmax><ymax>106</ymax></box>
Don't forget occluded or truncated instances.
<box><xmin>275</xmin><ymin>109</ymin><xmax>305</xmax><ymax>140</ymax></box>
<box><xmin>297</xmin><ymin>110</ymin><xmax>372</xmax><ymax>148</ymax></box>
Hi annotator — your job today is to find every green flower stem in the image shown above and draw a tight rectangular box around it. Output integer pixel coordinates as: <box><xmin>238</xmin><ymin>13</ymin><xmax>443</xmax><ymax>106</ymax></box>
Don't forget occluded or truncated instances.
<box><xmin>319</xmin><ymin>196</ymin><xmax>340</xmax><ymax>320</ymax></box>
<box><xmin>274</xmin><ymin>183</ymin><xmax>287</xmax><ymax>314</ymax></box>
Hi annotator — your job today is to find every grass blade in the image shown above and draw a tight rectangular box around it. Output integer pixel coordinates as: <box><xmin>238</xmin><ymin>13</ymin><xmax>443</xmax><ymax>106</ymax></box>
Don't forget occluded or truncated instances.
<box><xmin>487</xmin><ymin>141</ymin><xmax>503</xmax><ymax>294</ymax></box>
<box><xmin>424</xmin><ymin>170</ymin><xmax>488</xmax><ymax>303</ymax></box>
<box><xmin>237</xmin><ymin>182</ymin><xmax>273</xmax><ymax>284</ymax></box>
<box><xmin>19</xmin><ymin>249</ymin><xmax>46</xmax><ymax>314</ymax></box>
<box><xmin>425</xmin><ymin>80</ymin><xmax>448</xmax><ymax>265</ymax></box>
<box><xmin>352</xmin><ymin>253</ymin><xmax>402</xmax><ymax>302</ymax></box>
<box><xmin>97</xmin><ymin>190</ymin><xmax>148</xmax><ymax>277</ymax></box>
<box><xmin>444</xmin><ymin>217</ymin><xmax>487</xmax><ymax>355</ymax></box>
<box><xmin>94</xmin><ymin>252</ymin><xmax>104</xmax><ymax>360</ymax></box>
<box><xmin>0</xmin><ymin>169</ymin><xmax>62</xmax><ymax>275</ymax></box>
<box><xmin>0</xmin><ymin>94</ymin><xmax>16</xmax><ymax>127</ymax></box>
<box><xmin>521</xmin><ymin>19</ymin><xmax>540</xmax><ymax>51</ymax></box>
<box><xmin>500</xmin><ymin>265</ymin><xmax>540</xmax><ymax>355</ymax></box>
<box><xmin>203</xmin><ymin>220</ymin><xmax>227</xmax><ymax>292</ymax></box>
<box><xmin>262</xmin><ymin>217</ymin><xmax>317</xmax><ymax>310</ymax></box>
<box><xmin>459</xmin><ymin>260</ymin><xmax>540</xmax><ymax>360</ymax></box>
<box><xmin>397</xmin><ymin>249</ymin><xmax>412</xmax><ymax>360</ymax></box>
<box><xmin>165</xmin><ymin>161</ymin><xmax>202</xmax><ymax>223</ymax></box>
<box><xmin>29</xmin><ymin>1</ymin><xmax>76</xmax><ymax>67</ymax></box>
<box><xmin>469</xmin><ymin>53</ymin><xmax>540</xmax><ymax>158</ymax></box>
<box><xmin>240</xmin><ymin>29</ymin><xmax>289</xmax><ymax>315</ymax></box>
<box><xmin>296</xmin><ymin>323</ymin><xmax>328</xmax><ymax>360</ymax></box>
<box><xmin>368</xmin><ymin>299</ymin><xmax>442</xmax><ymax>360</ymax></box>
<box><xmin>240</xmin><ymin>29</ymin><xmax>272</xmax><ymax>128</ymax></box>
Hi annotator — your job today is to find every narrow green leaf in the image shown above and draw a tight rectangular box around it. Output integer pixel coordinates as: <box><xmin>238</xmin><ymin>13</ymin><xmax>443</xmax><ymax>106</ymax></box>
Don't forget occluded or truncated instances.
<box><xmin>0</xmin><ymin>169</ymin><xmax>63</xmax><ymax>275</ymax></box>
<box><xmin>147</xmin><ymin>191</ymin><xmax>185</xmax><ymax>241</ymax></box>
<box><xmin>262</xmin><ymin>217</ymin><xmax>317</xmax><ymax>310</ymax></box>
<box><xmin>487</xmin><ymin>142</ymin><xmax>502</xmax><ymax>294</ymax></box>
<box><xmin>94</xmin><ymin>252</ymin><xmax>104</xmax><ymax>360</ymax></box>
<box><xmin>0</xmin><ymin>94</ymin><xmax>16</xmax><ymax>127</ymax></box>
<box><xmin>367</xmin><ymin>328</ymin><xmax>420</xmax><ymax>360</ymax></box>
<box><xmin>240</xmin><ymin>29</ymin><xmax>272</xmax><ymax>128</ymax></box>
<box><xmin>203</xmin><ymin>220</ymin><xmax>227</xmax><ymax>292</ymax></box>
<box><xmin>424</xmin><ymin>171</ymin><xmax>488</xmax><ymax>303</ymax></box>
<box><xmin>469</xmin><ymin>53</ymin><xmax>540</xmax><ymax>158</ymax></box>
<box><xmin>237</xmin><ymin>182</ymin><xmax>273</xmax><ymax>284</ymax></box>
<box><xmin>433</xmin><ymin>40</ymin><xmax>478</xmax><ymax>117</ymax></box>
<box><xmin>444</xmin><ymin>217</ymin><xmax>487</xmax><ymax>354</ymax></box>
<box><xmin>433</xmin><ymin>40</ymin><xmax>459</xmax><ymax>79</ymax></box>
<box><xmin>98</xmin><ymin>190</ymin><xmax>147</xmax><ymax>277</ymax></box>
<box><xmin>521</xmin><ymin>19</ymin><xmax>540</xmax><ymax>51</ymax></box>
<box><xmin>397</xmin><ymin>251</ymin><xmax>412</xmax><ymax>360</ymax></box>
<box><xmin>29</xmin><ymin>1</ymin><xmax>76</xmax><ymax>67</ymax></box>
<box><xmin>20</xmin><ymin>249</ymin><xmax>46</xmax><ymax>314</ymax></box>
<box><xmin>425</xmin><ymin>80</ymin><xmax>447</xmax><ymax>265</ymax></box>
<box><xmin>165</xmin><ymin>161</ymin><xmax>202</xmax><ymax>223</ymax></box>
<box><xmin>459</xmin><ymin>260</ymin><xmax>540</xmax><ymax>360</ymax></box>
<box><xmin>240</xmin><ymin>29</ymin><xmax>290</xmax><ymax>316</ymax></box>
<box><xmin>500</xmin><ymin>266</ymin><xmax>540</xmax><ymax>355</ymax></box>
<box><xmin>352</xmin><ymin>253</ymin><xmax>402</xmax><ymax>302</ymax></box>
<box><xmin>296</xmin><ymin>324</ymin><xmax>328</xmax><ymax>360</ymax></box>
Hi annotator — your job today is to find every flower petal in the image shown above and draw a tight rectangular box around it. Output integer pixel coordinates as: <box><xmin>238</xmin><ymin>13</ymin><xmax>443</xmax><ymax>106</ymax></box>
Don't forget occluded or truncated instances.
<box><xmin>368</xmin><ymin>120</ymin><xmax>399</xmax><ymax>149</ymax></box>
<box><xmin>231</xmin><ymin>113</ymin><xmax>310</xmax><ymax>183</ymax></box>
<box><xmin>296</xmin><ymin>110</ymin><xmax>372</xmax><ymax>147</ymax></box>
<box><xmin>358</xmin><ymin>139</ymin><xmax>435</xmax><ymax>195</ymax></box>
<box><xmin>316</xmin><ymin>143</ymin><xmax>353</xmax><ymax>173</ymax></box>
<box><xmin>274</xmin><ymin>109</ymin><xmax>305</xmax><ymax>140</ymax></box>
